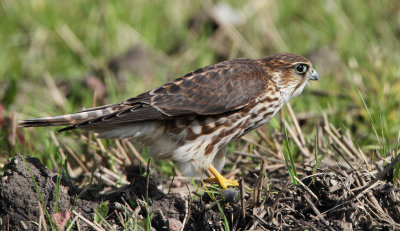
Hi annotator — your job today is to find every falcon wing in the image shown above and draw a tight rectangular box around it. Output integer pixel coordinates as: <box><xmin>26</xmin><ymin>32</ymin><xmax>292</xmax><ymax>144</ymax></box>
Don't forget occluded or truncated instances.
<box><xmin>73</xmin><ymin>58</ymin><xmax>269</xmax><ymax>130</ymax></box>
<box><xmin>148</xmin><ymin>58</ymin><xmax>268</xmax><ymax>116</ymax></box>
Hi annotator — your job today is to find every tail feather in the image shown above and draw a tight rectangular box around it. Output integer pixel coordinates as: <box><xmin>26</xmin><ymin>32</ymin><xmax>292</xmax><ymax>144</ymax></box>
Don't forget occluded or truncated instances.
<box><xmin>19</xmin><ymin>104</ymin><xmax>126</xmax><ymax>129</ymax></box>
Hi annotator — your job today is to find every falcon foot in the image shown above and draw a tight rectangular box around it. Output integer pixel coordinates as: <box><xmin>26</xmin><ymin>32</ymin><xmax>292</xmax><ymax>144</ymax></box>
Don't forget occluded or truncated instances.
<box><xmin>205</xmin><ymin>165</ymin><xmax>239</xmax><ymax>189</ymax></box>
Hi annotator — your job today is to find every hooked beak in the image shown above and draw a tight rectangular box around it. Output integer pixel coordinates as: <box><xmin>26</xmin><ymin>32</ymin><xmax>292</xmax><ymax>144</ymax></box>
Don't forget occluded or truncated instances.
<box><xmin>309</xmin><ymin>70</ymin><xmax>319</xmax><ymax>81</ymax></box>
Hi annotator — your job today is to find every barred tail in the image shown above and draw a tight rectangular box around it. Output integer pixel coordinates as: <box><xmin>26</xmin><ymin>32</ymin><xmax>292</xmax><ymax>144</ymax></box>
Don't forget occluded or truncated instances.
<box><xmin>19</xmin><ymin>103</ymin><xmax>127</xmax><ymax>130</ymax></box>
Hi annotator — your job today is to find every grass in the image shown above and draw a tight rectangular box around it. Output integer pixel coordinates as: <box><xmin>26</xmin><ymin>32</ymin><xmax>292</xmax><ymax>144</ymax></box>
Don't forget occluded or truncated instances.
<box><xmin>282</xmin><ymin>125</ymin><xmax>298</xmax><ymax>185</ymax></box>
<box><xmin>23</xmin><ymin>156</ymin><xmax>54</xmax><ymax>229</ymax></box>
<box><xmin>1</xmin><ymin>0</ymin><xmax>400</xmax><ymax>229</ymax></box>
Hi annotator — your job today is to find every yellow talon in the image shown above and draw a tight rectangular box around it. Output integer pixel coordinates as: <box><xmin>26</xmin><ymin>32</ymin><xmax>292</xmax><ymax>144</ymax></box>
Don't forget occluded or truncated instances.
<box><xmin>205</xmin><ymin>165</ymin><xmax>239</xmax><ymax>189</ymax></box>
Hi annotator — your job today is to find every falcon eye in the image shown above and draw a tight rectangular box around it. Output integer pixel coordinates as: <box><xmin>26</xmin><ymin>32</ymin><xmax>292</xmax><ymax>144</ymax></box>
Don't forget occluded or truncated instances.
<box><xmin>294</xmin><ymin>64</ymin><xmax>308</xmax><ymax>75</ymax></box>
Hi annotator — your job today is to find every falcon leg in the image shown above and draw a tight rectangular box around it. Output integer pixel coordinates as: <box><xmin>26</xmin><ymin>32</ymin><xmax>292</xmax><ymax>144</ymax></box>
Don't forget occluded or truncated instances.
<box><xmin>205</xmin><ymin>165</ymin><xmax>238</xmax><ymax>189</ymax></box>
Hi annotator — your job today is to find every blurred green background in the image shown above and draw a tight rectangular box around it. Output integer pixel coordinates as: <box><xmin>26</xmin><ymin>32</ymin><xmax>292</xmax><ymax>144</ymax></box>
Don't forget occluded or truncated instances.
<box><xmin>1</xmin><ymin>0</ymin><xmax>399</xmax><ymax>168</ymax></box>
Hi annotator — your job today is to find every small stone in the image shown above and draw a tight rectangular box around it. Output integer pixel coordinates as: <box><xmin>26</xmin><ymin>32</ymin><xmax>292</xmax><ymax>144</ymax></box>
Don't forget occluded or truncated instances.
<box><xmin>168</xmin><ymin>218</ymin><xmax>182</xmax><ymax>231</ymax></box>
<box><xmin>52</xmin><ymin>211</ymin><xmax>71</xmax><ymax>231</ymax></box>
<box><xmin>330</xmin><ymin>179</ymin><xmax>338</xmax><ymax>186</ymax></box>
<box><xmin>222</xmin><ymin>188</ymin><xmax>238</xmax><ymax>203</ymax></box>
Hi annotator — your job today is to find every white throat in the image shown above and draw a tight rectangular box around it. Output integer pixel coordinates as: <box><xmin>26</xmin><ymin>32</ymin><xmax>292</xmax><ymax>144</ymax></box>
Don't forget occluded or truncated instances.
<box><xmin>279</xmin><ymin>79</ymin><xmax>308</xmax><ymax>104</ymax></box>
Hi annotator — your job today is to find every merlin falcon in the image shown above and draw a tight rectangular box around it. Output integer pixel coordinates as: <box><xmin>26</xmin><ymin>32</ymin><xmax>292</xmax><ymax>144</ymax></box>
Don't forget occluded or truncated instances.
<box><xmin>20</xmin><ymin>53</ymin><xmax>319</xmax><ymax>189</ymax></box>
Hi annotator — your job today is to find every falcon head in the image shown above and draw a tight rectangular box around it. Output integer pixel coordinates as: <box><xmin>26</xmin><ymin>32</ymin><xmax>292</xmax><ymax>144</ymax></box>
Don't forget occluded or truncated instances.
<box><xmin>260</xmin><ymin>53</ymin><xmax>319</xmax><ymax>102</ymax></box>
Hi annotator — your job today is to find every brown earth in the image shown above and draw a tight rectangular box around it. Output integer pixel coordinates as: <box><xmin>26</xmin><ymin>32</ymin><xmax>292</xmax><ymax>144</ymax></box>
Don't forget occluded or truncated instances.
<box><xmin>1</xmin><ymin>154</ymin><xmax>400</xmax><ymax>230</ymax></box>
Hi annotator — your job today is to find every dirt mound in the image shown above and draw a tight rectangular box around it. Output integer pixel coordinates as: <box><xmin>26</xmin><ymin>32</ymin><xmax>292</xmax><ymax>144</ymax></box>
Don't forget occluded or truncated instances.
<box><xmin>0</xmin><ymin>155</ymin><xmax>98</xmax><ymax>230</ymax></box>
<box><xmin>0</xmin><ymin>155</ymin><xmax>224</xmax><ymax>230</ymax></box>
